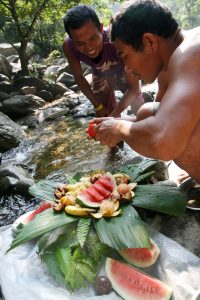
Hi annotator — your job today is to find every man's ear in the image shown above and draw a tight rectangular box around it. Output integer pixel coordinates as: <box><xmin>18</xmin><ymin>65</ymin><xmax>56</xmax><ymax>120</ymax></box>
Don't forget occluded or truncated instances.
<box><xmin>142</xmin><ymin>33</ymin><xmax>159</xmax><ymax>53</ymax></box>
<box><xmin>100</xmin><ymin>23</ymin><xmax>103</xmax><ymax>32</ymax></box>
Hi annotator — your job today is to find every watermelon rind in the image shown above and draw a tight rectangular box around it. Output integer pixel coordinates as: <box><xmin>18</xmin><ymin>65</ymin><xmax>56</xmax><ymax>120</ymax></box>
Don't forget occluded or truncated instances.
<box><xmin>76</xmin><ymin>172</ymin><xmax>117</xmax><ymax>208</ymax></box>
<box><xmin>119</xmin><ymin>239</ymin><xmax>160</xmax><ymax>268</ymax></box>
<box><xmin>105</xmin><ymin>257</ymin><xmax>172</xmax><ymax>300</ymax></box>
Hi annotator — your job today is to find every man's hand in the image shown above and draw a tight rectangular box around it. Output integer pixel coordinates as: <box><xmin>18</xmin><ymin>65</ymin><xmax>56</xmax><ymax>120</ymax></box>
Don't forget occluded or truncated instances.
<box><xmin>95</xmin><ymin>118</ymin><xmax>123</xmax><ymax>147</ymax></box>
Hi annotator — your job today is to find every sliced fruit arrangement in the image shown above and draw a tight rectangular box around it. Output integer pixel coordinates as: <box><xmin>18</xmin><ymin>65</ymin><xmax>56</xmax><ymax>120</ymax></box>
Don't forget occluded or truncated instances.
<box><xmin>105</xmin><ymin>257</ymin><xmax>172</xmax><ymax>300</ymax></box>
<box><xmin>53</xmin><ymin>171</ymin><xmax>137</xmax><ymax>218</ymax></box>
<box><xmin>77</xmin><ymin>172</ymin><xmax>117</xmax><ymax>208</ymax></box>
<box><xmin>119</xmin><ymin>238</ymin><xmax>160</xmax><ymax>268</ymax></box>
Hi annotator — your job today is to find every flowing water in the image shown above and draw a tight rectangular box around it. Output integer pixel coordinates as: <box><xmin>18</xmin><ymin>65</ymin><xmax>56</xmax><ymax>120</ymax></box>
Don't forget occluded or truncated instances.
<box><xmin>0</xmin><ymin>115</ymin><xmax>140</xmax><ymax>226</ymax></box>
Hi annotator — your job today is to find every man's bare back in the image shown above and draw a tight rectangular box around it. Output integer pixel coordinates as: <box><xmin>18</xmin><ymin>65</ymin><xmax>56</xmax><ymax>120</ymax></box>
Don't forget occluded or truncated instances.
<box><xmin>163</xmin><ymin>27</ymin><xmax>200</xmax><ymax>182</ymax></box>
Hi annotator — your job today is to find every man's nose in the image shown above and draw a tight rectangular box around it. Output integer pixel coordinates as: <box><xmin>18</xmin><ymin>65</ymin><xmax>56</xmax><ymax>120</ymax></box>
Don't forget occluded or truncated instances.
<box><xmin>85</xmin><ymin>43</ymin><xmax>93</xmax><ymax>52</ymax></box>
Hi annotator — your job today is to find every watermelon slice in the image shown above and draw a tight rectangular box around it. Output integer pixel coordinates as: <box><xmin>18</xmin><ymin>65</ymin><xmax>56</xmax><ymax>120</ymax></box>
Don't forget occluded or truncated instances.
<box><xmin>76</xmin><ymin>172</ymin><xmax>117</xmax><ymax>208</ymax></box>
<box><xmin>22</xmin><ymin>202</ymin><xmax>53</xmax><ymax>224</ymax></box>
<box><xmin>105</xmin><ymin>258</ymin><xmax>172</xmax><ymax>300</ymax></box>
<box><xmin>119</xmin><ymin>239</ymin><xmax>160</xmax><ymax>268</ymax></box>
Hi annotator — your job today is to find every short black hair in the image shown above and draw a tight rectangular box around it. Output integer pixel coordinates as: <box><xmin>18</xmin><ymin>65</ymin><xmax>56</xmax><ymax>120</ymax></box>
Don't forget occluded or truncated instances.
<box><xmin>63</xmin><ymin>5</ymin><xmax>101</xmax><ymax>37</ymax></box>
<box><xmin>111</xmin><ymin>0</ymin><xmax>178</xmax><ymax>51</ymax></box>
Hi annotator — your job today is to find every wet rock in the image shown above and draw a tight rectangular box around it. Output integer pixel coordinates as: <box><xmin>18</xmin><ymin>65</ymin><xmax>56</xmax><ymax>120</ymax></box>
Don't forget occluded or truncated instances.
<box><xmin>63</xmin><ymin>95</ymin><xmax>80</xmax><ymax>109</ymax></box>
<box><xmin>0</xmin><ymin>91</ymin><xmax>9</xmax><ymax>101</ymax></box>
<box><xmin>0</xmin><ymin>42</ymin><xmax>34</xmax><ymax>58</ymax></box>
<box><xmin>57</xmin><ymin>72</ymin><xmax>75</xmax><ymax>88</ymax></box>
<box><xmin>6</xmin><ymin>55</ymin><xmax>19</xmax><ymax>63</ymax></box>
<box><xmin>2</xmin><ymin>94</ymin><xmax>46</xmax><ymax>116</ymax></box>
<box><xmin>148</xmin><ymin>160</ymin><xmax>169</xmax><ymax>183</ymax></box>
<box><xmin>0</xmin><ymin>54</ymin><xmax>12</xmax><ymax>78</ymax></box>
<box><xmin>50</xmin><ymin>82</ymin><xmax>71</xmax><ymax>97</ymax></box>
<box><xmin>36</xmin><ymin>90</ymin><xmax>54</xmax><ymax>101</ymax></box>
<box><xmin>36</xmin><ymin>107</ymin><xmax>69</xmax><ymax>123</ymax></box>
<box><xmin>44</xmin><ymin>65</ymin><xmax>61</xmax><ymax>80</ymax></box>
<box><xmin>0</xmin><ymin>162</ymin><xmax>34</xmax><ymax>195</ymax></box>
<box><xmin>57</xmin><ymin>63</ymin><xmax>73</xmax><ymax>78</ymax></box>
<box><xmin>0</xmin><ymin>112</ymin><xmax>25</xmax><ymax>152</ymax></box>
<box><xmin>143</xmin><ymin>91</ymin><xmax>154</xmax><ymax>102</ymax></box>
<box><xmin>0</xmin><ymin>81</ymin><xmax>14</xmax><ymax>94</ymax></box>
<box><xmin>69</xmin><ymin>84</ymin><xmax>79</xmax><ymax>92</ymax></box>
<box><xmin>0</xmin><ymin>74</ymin><xmax>10</xmax><ymax>82</ymax></box>
<box><xmin>21</xmin><ymin>86</ymin><xmax>36</xmax><ymax>95</ymax></box>
<box><xmin>73</xmin><ymin>102</ymin><xmax>94</xmax><ymax>117</ymax></box>
<box><xmin>13</xmin><ymin>75</ymin><xmax>49</xmax><ymax>92</ymax></box>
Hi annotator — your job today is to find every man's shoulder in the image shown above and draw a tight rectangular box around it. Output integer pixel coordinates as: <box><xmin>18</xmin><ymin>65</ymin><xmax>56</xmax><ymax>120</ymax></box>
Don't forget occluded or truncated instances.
<box><xmin>170</xmin><ymin>28</ymin><xmax>200</xmax><ymax>70</ymax></box>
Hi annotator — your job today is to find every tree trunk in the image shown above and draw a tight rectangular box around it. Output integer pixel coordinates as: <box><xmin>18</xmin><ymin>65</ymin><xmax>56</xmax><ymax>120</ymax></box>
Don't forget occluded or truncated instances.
<box><xmin>18</xmin><ymin>42</ymin><xmax>29</xmax><ymax>75</ymax></box>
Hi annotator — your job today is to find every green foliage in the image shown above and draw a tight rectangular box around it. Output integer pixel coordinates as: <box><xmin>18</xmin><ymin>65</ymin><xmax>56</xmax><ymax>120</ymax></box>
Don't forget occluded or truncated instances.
<box><xmin>29</xmin><ymin>180</ymin><xmax>59</xmax><ymax>201</ymax></box>
<box><xmin>8</xmin><ymin>209</ymin><xmax>78</xmax><ymax>252</ymax></box>
<box><xmin>95</xmin><ymin>204</ymin><xmax>151</xmax><ymax>250</ymax></box>
<box><xmin>39</xmin><ymin>226</ymin><xmax>110</xmax><ymax>291</ymax></box>
<box><xmin>45</xmin><ymin>49</ymin><xmax>62</xmax><ymax>65</ymax></box>
<box><xmin>116</xmin><ymin>158</ymin><xmax>159</xmax><ymax>182</ymax></box>
<box><xmin>77</xmin><ymin>218</ymin><xmax>91</xmax><ymax>247</ymax></box>
<box><xmin>161</xmin><ymin>0</ymin><xmax>200</xmax><ymax>29</ymax></box>
<box><xmin>133</xmin><ymin>184</ymin><xmax>187</xmax><ymax>216</ymax></box>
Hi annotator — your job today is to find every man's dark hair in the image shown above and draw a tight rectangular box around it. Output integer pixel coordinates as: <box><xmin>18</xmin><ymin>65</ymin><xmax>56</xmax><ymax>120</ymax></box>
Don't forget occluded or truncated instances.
<box><xmin>63</xmin><ymin>5</ymin><xmax>101</xmax><ymax>37</ymax></box>
<box><xmin>111</xmin><ymin>0</ymin><xmax>178</xmax><ymax>51</ymax></box>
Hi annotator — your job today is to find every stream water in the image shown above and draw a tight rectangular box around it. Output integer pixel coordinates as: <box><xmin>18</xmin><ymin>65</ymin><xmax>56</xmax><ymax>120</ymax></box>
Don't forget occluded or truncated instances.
<box><xmin>0</xmin><ymin>115</ymin><xmax>139</xmax><ymax>226</ymax></box>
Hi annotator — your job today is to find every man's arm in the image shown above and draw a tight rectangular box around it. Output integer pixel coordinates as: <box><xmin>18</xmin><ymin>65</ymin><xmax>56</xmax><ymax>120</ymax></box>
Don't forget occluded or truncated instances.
<box><xmin>95</xmin><ymin>68</ymin><xmax>200</xmax><ymax>160</ymax></box>
<box><xmin>63</xmin><ymin>39</ymin><xmax>108</xmax><ymax>116</ymax></box>
<box><xmin>109</xmin><ymin>72</ymin><xmax>141</xmax><ymax>117</ymax></box>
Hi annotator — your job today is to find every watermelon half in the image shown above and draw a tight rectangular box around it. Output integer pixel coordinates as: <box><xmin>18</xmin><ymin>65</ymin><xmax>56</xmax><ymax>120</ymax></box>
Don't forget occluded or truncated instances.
<box><xmin>76</xmin><ymin>172</ymin><xmax>116</xmax><ymax>208</ymax></box>
<box><xmin>119</xmin><ymin>239</ymin><xmax>160</xmax><ymax>268</ymax></box>
<box><xmin>105</xmin><ymin>258</ymin><xmax>172</xmax><ymax>300</ymax></box>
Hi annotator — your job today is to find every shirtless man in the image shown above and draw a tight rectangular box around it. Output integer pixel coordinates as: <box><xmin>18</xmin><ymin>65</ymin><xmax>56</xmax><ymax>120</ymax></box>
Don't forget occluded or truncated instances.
<box><xmin>63</xmin><ymin>5</ymin><xmax>143</xmax><ymax>117</ymax></box>
<box><xmin>93</xmin><ymin>0</ymin><xmax>200</xmax><ymax>183</ymax></box>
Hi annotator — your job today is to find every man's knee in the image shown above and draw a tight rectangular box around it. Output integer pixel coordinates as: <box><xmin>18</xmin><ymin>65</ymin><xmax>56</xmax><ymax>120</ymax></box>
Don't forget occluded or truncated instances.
<box><xmin>136</xmin><ymin>102</ymin><xmax>160</xmax><ymax>121</ymax></box>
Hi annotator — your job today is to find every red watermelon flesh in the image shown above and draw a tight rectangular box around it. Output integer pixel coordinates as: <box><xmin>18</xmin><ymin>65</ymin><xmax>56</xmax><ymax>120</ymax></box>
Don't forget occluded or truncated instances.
<box><xmin>77</xmin><ymin>172</ymin><xmax>116</xmax><ymax>208</ymax></box>
<box><xmin>23</xmin><ymin>202</ymin><xmax>52</xmax><ymax>224</ymax></box>
<box><xmin>98</xmin><ymin>178</ymin><xmax>113</xmax><ymax>191</ymax></box>
<box><xmin>105</xmin><ymin>258</ymin><xmax>172</xmax><ymax>300</ymax></box>
<box><xmin>93</xmin><ymin>181</ymin><xmax>111</xmax><ymax>198</ymax></box>
<box><xmin>86</xmin><ymin>186</ymin><xmax>105</xmax><ymax>202</ymax></box>
<box><xmin>119</xmin><ymin>239</ymin><xmax>160</xmax><ymax>268</ymax></box>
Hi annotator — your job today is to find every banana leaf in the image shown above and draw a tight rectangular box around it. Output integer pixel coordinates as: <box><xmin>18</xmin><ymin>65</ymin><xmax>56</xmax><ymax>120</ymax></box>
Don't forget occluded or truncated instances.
<box><xmin>8</xmin><ymin>209</ymin><xmax>78</xmax><ymax>252</ymax></box>
<box><xmin>29</xmin><ymin>180</ymin><xmax>59</xmax><ymax>201</ymax></box>
<box><xmin>133</xmin><ymin>185</ymin><xmax>187</xmax><ymax>216</ymax></box>
<box><xmin>116</xmin><ymin>158</ymin><xmax>159</xmax><ymax>182</ymax></box>
<box><xmin>94</xmin><ymin>204</ymin><xmax>150</xmax><ymax>251</ymax></box>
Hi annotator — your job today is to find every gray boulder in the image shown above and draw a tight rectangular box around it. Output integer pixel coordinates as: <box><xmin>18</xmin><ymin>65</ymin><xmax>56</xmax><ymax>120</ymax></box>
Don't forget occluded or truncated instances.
<box><xmin>0</xmin><ymin>42</ymin><xmax>34</xmax><ymax>58</ymax></box>
<box><xmin>57</xmin><ymin>72</ymin><xmax>75</xmax><ymax>88</ymax></box>
<box><xmin>6</xmin><ymin>55</ymin><xmax>19</xmax><ymax>63</ymax></box>
<box><xmin>2</xmin><ymin>94</ymin><xmax>46</xmax><ymax>116</ymax></box>
<box><xmin>50</xmin><ymin>82</ymin><xmax>71</xmax><ymax>96</ymax></box>
<box><xmin>0</xmin><ymin>162</ymin><xmax>34</xmax><ymax>194</ymax></box>
<box><xmin>0</xmin><ymin>112</ymin><xmax>25</xmax><ymax>151</ymax></box>
<box><xmin>0</xmin><ymin>81</ymin><xmax>14</xmax><ymax>94</ymax></box>
<box><xmin>21</xmin><ymin>86</ymin><xmax>36</xmax><ymax>95</ymax></box>
<box><xmin>44</xmin><ymin>65</ymin><xmax>61</xmax><ymax>80</ymax></box>
<box><xmin>0</xmin><ymin>91</ymin><xmax>9</xmax><ymax>102</ymax></box>
<box><xmin>0</xmin><ymin>55</ymin><xmax>12</xmax><ymax>78</ymax></box>
<box><xmin>13</xmin><ymin>76</ymin><xmax>49</xmax><ymax>92</ymax></box>
<box><xmin>36</xmin><ymin>90</ymin><xmax>54</xmax><ymax>101</ymax></box>
<box><xmin>0</xmin><ymin>74</ymin><xmax>10</xmax><ymax>82</ymax></box>
<box><xmin>36</xmin><ymin>107</ymin><xmax>69</xmax><ymax>123</ymax></box>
